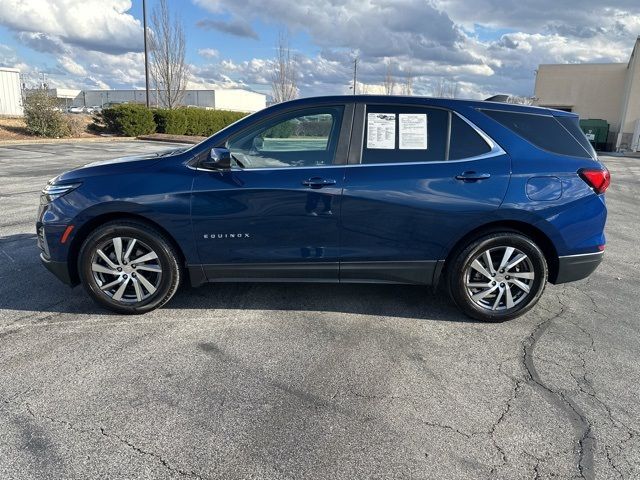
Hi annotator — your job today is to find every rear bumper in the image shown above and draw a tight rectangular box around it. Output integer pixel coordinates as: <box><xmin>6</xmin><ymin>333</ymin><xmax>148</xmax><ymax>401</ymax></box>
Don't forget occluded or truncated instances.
<box><xmin>553</xmin><ymin>251</ymin><xmax>603</xmax><ymax>284</ymax></box>
<box><xmin>40</xmin><ymin>253</ymin><xmax>76</xmax><ymax>286</ymax></box>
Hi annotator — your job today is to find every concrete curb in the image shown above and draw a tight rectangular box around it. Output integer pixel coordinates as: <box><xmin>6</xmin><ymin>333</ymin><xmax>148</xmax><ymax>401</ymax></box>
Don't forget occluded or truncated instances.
<box><xmin>137</xmin><ymin>134</ymin><xmax>205</xmax><ymax>144</ymax></box>
<box><xmin>0</xmin><ymin>136</ymin><xmax>137</xmax><ymax>146</ymax></box>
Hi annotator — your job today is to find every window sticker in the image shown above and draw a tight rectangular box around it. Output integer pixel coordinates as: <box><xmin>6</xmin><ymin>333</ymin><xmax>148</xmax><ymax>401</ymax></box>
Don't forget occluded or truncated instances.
<box><xmin>399</xmin><ymin>113</ymin><xmax>428</xmax><ymax>150</ymax></box>
<box><xmin>367</xmin><ymin>113</ymin><xmax>396</xmax><ymax>149</ymax></box>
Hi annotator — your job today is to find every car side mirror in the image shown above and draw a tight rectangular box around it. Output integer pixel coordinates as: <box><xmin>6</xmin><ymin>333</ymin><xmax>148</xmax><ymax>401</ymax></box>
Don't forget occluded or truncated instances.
<box><xmin>252</xmin><ymin>136</ymin><xmax>264</xmax><ymax>152</ymax></box>
<box><xmin>202</xmin><ymin>147</ymin><xmax>232</xmax><ymax>170</ymax></box>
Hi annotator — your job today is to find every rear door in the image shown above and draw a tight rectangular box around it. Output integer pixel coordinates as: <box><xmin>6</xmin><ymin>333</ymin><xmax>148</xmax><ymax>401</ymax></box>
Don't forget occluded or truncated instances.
<box><xmin>339</xmin><ymin>103</ymin><xmax>511</xmax><ymax>284</ymax></box>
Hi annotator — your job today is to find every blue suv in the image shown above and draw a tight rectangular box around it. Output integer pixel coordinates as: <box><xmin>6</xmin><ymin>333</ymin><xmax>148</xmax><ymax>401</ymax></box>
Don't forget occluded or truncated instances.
<box><xmin>37</xmin><ymin>96</ymin><xmax>609</xmax><ymax>321</ymax></box>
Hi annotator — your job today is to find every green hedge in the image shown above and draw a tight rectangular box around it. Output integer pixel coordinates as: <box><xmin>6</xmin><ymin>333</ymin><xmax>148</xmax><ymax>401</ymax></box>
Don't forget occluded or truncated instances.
<box><xmin>93</xmin><ymin>106</ymin><xmax>247</xmax><ymax>137</ymax></box>
<box><xmin>99</xmin><ymin>104</ymin><xmax>155</xmax><ymax>137</ymax></box>
<box><xmin>153</xmin><ymin>109</ymin><xmax>188</xmax><ymax>135</ymax></box>
<box><xmin>153</xmin><ymin>108</ymin><xmax>247</xmax><ymax>136</ymax></box>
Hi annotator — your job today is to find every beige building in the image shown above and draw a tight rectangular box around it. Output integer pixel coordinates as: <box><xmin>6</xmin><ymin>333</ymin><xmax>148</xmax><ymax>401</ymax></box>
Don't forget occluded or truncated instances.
<box><xmin>534</xmin><ymin>36</ymin><xmax>640</xmax><ymax>151</ymax></box>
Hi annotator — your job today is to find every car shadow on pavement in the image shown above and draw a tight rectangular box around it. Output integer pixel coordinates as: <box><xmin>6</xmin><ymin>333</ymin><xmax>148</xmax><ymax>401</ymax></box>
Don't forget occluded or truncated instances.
<box><xmin>171</xmin><ymin>282</ymin><xmax>476</xmax><ymax>322</ymax></box>
<box><xmin>0</xmin><ymin>233</ymin><xmax>476</xmax><ymax>323</ymax></box>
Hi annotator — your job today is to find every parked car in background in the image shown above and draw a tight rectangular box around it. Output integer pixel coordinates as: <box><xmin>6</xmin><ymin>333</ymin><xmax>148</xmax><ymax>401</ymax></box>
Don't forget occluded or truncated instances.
<box><xmin>68</xmin><ymin>106</ymin><xmax>85</xmax><ymax>114</ymax></box>
<box><xmin>36</xmin><ymin>95</ymin><xmax>608</xmax><ymax>321</ymax></box>
<box><xmin>81</xmin><ymin>106</ymin><xmax>101</xmax><ymax>114</ymax></box>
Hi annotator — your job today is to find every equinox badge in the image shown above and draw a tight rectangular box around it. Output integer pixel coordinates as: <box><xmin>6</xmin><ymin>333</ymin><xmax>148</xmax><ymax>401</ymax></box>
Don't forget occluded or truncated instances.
<box><xmin>203</xmin><ymin>233</ymin><xmax>251</xmax><ymax>239</ymax></box>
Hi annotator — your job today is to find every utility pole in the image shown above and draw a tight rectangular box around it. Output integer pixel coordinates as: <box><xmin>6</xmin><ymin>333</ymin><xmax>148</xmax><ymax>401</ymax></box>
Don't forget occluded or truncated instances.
<box><xmin>142</xmin><ymin>0</ymin><xmax>150</xmax><ymax>108</ymax></box>
<box><xmin>352</xmin><ymin>56</ymin><xmax>358</xmax><ymax>95</ymax></box>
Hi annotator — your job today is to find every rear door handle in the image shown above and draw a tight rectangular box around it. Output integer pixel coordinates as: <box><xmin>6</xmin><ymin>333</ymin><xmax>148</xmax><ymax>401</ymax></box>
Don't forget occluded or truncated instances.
<box><xmin>455</xmin><ymin>171</ymin><xmax>491</xmax><ymax>182</ymax></box>
<box><xmin>302</xmin><ymin>177</ymin><xmax>337</xmax><ymax>189</ymax></box>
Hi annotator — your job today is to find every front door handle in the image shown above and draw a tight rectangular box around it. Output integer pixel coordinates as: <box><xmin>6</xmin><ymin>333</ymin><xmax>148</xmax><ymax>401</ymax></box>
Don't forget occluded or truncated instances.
<box><xmin>455</xmin><ymin>171</ymin><xmax>491</xmax><ymax>182</ymax></box>
<box><xmin>302</xmin><ymin>177</ymin><xmax>337</xmax><ymax>189</ymax></box>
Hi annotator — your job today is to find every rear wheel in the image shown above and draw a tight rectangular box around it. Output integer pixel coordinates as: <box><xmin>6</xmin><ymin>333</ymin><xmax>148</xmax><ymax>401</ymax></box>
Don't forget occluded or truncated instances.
<box><xmin>78</xmin><ymin>220</ymin><xmax>181</xmax><ymax>314</ymax></box>
<box><xmin>447</xmin><ymin>232</ymin><xmax>547</xmax><ymax>322</ymax></box>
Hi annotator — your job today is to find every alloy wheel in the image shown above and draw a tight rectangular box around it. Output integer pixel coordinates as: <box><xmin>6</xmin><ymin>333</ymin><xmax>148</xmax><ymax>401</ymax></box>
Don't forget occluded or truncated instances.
<box><xmin>90</xmin><ymin>236</ymin><xmax>162</xmax><ymax>304</ymax></box>
<box><xmin>463</xmin><ymin>245</ymin><xmax>535</xmax><ymax>311</ymax></box>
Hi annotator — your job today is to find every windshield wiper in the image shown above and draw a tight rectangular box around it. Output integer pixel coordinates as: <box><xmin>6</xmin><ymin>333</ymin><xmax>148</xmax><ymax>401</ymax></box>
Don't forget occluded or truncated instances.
<box><xmin>156</xmin><ymin>147</ymin><xmax>187</xmax><ymax>157</ymax></box>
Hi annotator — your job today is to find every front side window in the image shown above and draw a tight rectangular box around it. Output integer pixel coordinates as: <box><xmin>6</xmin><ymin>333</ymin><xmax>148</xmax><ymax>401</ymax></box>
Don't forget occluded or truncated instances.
<box><xmin>227</xmin><ymin>106</ymin><xmax>344</xmax><ymax>169</ymax></box>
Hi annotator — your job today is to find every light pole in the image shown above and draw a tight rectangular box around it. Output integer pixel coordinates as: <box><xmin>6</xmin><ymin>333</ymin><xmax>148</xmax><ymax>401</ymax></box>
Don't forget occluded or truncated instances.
<box><xmin>352</xmin><ymin>56</ymin><xmax>358</xmax><ymax>95</ymax></box>
<box><xmin>143</xmin><ymin>0</ymin><xmax>150</xmax><ymax>108</ymax></box>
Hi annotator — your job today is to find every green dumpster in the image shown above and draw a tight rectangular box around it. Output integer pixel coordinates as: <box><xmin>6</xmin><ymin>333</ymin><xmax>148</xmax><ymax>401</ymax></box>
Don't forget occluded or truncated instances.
<box><xmin>579</xmin><ymin>119</ymin><xmax>609</xmax><ymax>151</ymax></box>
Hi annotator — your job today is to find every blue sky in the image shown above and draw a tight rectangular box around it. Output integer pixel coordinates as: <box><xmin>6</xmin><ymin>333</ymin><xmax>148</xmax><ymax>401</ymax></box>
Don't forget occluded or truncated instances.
<box><xmin>0</xmin><ymin>0</ymin><xmax>639</xmax><ymax>99</ymax></box>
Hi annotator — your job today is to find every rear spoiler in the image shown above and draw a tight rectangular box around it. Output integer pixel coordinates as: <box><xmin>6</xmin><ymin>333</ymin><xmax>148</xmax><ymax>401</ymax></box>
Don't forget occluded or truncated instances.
<box><xmin>484</xmin><ymin>94</ymin><xmax>511</xmax><ymax>103</ymax></box>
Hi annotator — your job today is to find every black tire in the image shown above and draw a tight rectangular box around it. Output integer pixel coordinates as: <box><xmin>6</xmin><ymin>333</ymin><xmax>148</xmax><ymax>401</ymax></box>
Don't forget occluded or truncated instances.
<box><xmin>447</xmin><ymin>232</ymin><xmax>547</xmax><ymax>322</ymax></box>
<box><xmin>78</xmin><ymin>220</ymin><xmax>181</xmax><ymax>314</ymax></box>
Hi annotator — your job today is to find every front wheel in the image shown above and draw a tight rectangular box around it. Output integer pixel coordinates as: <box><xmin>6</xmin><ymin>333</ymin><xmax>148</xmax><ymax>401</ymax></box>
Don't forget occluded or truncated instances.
<box><xmin>447</xmin><ymin>232</ymin><xmax>548</xmax><ymax>322</ymax></box>
<box><xmin>78</xmin><ymin>220</ymin><xmax>182</xmax><ymax>314</ymax></box>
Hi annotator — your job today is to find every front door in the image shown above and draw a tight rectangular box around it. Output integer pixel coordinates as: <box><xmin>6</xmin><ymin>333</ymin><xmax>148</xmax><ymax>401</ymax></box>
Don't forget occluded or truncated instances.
<box><xmin>339</xmin><ymin>103</ymin><xmax>511</xmax><ymax>284</ymax></box>
<box><xmin>191</xmin><ymin>104</ymin><xmax>351</xmax><ymax>282</ymax></box>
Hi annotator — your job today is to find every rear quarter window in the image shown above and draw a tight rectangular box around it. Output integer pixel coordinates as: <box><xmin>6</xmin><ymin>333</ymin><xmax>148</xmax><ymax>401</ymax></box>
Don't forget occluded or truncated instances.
<box><xmin>449</xmin><ymin>114</ymin><xmax>492</xmax><ymax>160</ymax></box>
<box><xmin>481</xmin><ymin>109</ymin><xmax>593</xmax><ymax>158</ymax></box>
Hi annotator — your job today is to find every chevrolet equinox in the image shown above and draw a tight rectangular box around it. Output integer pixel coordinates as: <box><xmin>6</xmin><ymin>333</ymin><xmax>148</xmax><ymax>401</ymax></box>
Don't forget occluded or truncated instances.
<box><xmin>37</xmin><ymin>96</ymin><xmax>609</xmax><ymax>321</ymax></box>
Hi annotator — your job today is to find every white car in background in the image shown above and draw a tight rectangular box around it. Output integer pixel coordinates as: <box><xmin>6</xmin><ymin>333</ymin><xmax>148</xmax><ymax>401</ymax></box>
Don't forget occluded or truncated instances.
<box><xmin>68</xmin><ymin>106</ymin><xmax>85</xmax><ymax>114</ymax></box>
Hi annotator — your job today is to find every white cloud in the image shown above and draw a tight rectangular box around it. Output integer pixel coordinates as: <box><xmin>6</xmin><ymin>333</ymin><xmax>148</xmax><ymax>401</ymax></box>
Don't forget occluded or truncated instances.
<box><xmin>197</xmin><ymin>48</ymin><xmax>219</xmax><ymax>59</ymax></box>
<box><xmin>58</xmin><ymin>56</ymin><xmax>87</xmax><ymax>76</ymax></box>
<box><xmin>191</xmin><ymin>0</ymin><xmax>640</xmax><ymax>98</ymax></box>
<box><xmin>0</xmin><ymin>0</ymin><xmax>143</xmax><ymax>54</ymax></box>
<box><xmin>2</xmin><ymin>0</ymin><xmax>640</xmax><ymax>99</ymax></box>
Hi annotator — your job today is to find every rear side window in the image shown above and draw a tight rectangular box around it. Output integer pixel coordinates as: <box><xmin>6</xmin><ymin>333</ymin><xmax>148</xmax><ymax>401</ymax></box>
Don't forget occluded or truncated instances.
<box><xmin>556</xmin><ymin>116</ymin><xmax>597</xmax><ymax>158</ymax></box>
<box><xmin>449</xmin><ymin>114</ymin><xmax>492</xmax><ymax>160</ymax></box>
<box><xmin>362</xmin><ymin>106</ymin><xmax>448</xmax><ymax>164</ymax></box>
<box><xmin>482</xmin><ymin>109</ymin><xmax>593</xmax><ymax>158</ymax></box>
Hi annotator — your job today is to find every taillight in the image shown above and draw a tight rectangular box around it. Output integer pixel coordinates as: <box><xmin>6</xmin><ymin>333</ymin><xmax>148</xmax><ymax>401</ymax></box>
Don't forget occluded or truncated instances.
<box><xmin>578</xmin><ymin>168</ymin><xmax>610</xmax><ymax>194</ymax></box>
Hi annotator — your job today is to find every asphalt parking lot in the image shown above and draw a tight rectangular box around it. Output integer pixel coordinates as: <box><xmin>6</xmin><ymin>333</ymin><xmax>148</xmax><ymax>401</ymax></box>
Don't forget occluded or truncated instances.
<box><xmin>0</xmin><ymin>140</ymin><xmax>638</xmax><ymax>479</ymax></box>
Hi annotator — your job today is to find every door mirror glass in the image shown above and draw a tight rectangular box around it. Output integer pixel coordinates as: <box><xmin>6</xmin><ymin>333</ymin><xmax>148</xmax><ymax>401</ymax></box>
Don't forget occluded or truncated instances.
<box><xmin>201</xmin><ymin>147</ymin><xmax>232</xmax><ymax>170</ymax></box>
<box><xmin>251</xmin><ymin>136</ymin><xmax>264</xmax><ymax>152</ymax></box>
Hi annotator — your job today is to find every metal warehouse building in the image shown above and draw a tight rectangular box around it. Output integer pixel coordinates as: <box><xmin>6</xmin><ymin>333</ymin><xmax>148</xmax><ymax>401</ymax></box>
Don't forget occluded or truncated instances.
<box><xmin>534</xmin><ymin>36</ymin><xmax>640</xmax><ymax>151</ymax></box>
<box><xmin>50</xmin><ymin>87</ymin><xmax>266</xmax><ymax>113</ymax></box>
<box><xmin>0</xmin><ymin>67</ymin><xmax>23</xmax><ymax>116</ymax></box>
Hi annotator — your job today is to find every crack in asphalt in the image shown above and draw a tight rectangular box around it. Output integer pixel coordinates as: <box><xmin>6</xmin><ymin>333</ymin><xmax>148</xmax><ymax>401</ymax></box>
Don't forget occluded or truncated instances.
<box><xmin>489</xmin><ymin>363</ymin><xmax>522</xmax><ymax>475</ymax></box>
<box><xmin>99</xmin><ymin>427</ymin><xmax>207</xmax><ymax>480</ymax></box>
<box><xmin>521</xmin><ymin>294</ymin><xmax>595</xmax><ymax>480</ymax></box>
<box><xmin>19</xmin><ymin>402</ymin><xmax>209</xmax><ymax>480</ymax></box>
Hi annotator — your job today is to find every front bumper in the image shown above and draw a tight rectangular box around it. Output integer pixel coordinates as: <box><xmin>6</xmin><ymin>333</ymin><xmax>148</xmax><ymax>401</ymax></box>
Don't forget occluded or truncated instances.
<box><xmin>40</xmin><ymin>253</ymin><xmax>76</xmax><ymax>286</ymax></box>
<box><xmin>553</xmin><ymin>251</ymin><xmax>604</xmax><ymax>284</ymax></box>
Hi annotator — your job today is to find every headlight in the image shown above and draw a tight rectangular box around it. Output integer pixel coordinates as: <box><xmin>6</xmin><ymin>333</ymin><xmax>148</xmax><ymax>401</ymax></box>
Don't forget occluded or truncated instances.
<box><xmin>40</xmin><ymin>182</ymin><xmax>81</xmax><ymax>204</ymax></box>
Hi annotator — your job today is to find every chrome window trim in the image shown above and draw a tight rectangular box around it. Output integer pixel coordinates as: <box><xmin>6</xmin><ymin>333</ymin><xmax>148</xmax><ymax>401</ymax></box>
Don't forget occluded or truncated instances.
<box><xmin>192</xmin><ymin>108</ymin><xmax>507</xmax><ymax>172</ymax></box>
<box><xmin>450</xmin><ymin>111</ymin><xmax>506</xmax><ymax>159</ymax></box>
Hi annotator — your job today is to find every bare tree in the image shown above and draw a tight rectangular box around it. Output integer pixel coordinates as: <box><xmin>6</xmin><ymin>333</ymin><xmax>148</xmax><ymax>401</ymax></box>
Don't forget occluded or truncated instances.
<box><xmin>383</xmin><ymin>59</ymin><xmax>396</xmax><ymax>95</ymax></box>
<box><xmin>506</xmin><ymin>95</ymin><xmax>534</xmax><ymax>105</ymax></box>
<box><xmin>149</xmin><ymin>0</ymin><xmax>188</xmax><ymax>109</ymax></box>
<box><xmin>402</xmin><ymin>68</ymin><xmax>413</xmax><ymax>96</ymax></box>
<box><xmin>448</xmin><ymin>81</ymin><xmax>459</xmax><ymax>99</ymax></box>
<box><xmin>434</xmin><ymin>78</ymin><xmax>458</xmax><ymax>98</ymax></box>
<box><xmin>271</xmin><ymin>31</ymin><xmax>298</xmax><ymax>103</ymax></box>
